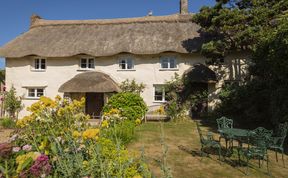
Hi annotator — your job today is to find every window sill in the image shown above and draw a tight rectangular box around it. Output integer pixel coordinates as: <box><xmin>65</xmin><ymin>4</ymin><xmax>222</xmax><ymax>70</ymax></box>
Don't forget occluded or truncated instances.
<box><xmin>31</xmin><ymin>69</ymin><xmax>46</xmax><ymax>72</ymax></box>
<box><xmin>77</xmin><ymin>68</ymin><xmax>95</xmax><ymax>71</ymax></box>
<box><xmin>153</xmin><ymin>101</ymin><xmax>167</xmax><ymax>104</ymax></box>
<box><xmin>159</xmin><ymin>68</ymin><xmax>179</xmax><ymax>71</ymax></box>
<box><xmin>24</xmin><ymin>97</ymin><xmax>41</xmax><ymax>100</ymax></box>
<box><xmin>117</xmin><ymin>69</ymin><xmax>136</xmax><ymax>72</ymax></box>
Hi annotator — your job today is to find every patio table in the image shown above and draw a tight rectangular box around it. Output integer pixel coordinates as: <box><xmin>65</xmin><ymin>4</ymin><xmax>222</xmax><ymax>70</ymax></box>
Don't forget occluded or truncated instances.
<box><xmin>218</xmin><ymin>128</ymin><xmax>252</xmax><ymax>163</ymax></box>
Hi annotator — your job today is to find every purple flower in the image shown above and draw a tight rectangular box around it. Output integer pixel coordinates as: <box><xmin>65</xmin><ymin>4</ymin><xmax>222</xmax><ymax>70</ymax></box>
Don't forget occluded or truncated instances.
<box><xmin>12</xmin><ymin>146</ymin><xmax>21</xmax><ymax>152</ymax></box>
<box><xmin>30</xmin><ymin>154</ymin><xmax>51</xmax><ymax>177</ymax></box>
<box><xmin>22</xmin><ymin>144</ymin><xmax>32</xmax><ymax>151</ymax></box>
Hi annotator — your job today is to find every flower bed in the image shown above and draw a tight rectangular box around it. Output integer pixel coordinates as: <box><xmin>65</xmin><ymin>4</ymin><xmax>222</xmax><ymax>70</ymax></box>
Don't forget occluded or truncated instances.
<box><xmin>0</xmin><ymin>96</ymin><xmax>151</xmax><ymax>178</ymax></box>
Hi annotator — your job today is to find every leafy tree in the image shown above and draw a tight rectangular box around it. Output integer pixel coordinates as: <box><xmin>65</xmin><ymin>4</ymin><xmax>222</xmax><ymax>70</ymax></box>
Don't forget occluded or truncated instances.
<box><xmin>119</xmin><ymin>79</ymin><xmax>146</xmax><ymax>94</ymax></box>
<box><xmin>193</xmin><ymin>0</ymin><xmax>288</xmax><ymax>62</ymax></box>
<box><xmin>3</xmin><ymin>86</ymin><xmax>23</xmax><ymax>120</ymax></box>
<box><xmin>194</xmin><ymin>0</ymin><xmax>288</xmax><ymax>128</ymax></box>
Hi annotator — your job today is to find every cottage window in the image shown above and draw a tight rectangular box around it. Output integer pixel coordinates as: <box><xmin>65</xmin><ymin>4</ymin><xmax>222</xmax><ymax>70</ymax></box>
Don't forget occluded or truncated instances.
<box><xmin>27</xmin><ymin>88</ymin><xmax>44</xmax><ymax>99</ymax></box>
<box><xmin>154</xmin><ymin>85</ymin><xmax>167</xmax><ymax>102</ymax></box>
<box><xmin>34</xmin><ymin>58</ymin><xmax>46</xmax><ymax>70</ymax></box>
<box><xmin>119</xmin><ymin>58</ymin><xmax>134</xmax><ymax>70</ymax></box>
<box><xmin>80</xmin><ymin>58</ymin><xmax>95</xmax><ymax>69</ymax></box>
<box><xmin>160</xmin><ymin>57</ymin><xmax>177</xmax><ymax>69</ymax></box>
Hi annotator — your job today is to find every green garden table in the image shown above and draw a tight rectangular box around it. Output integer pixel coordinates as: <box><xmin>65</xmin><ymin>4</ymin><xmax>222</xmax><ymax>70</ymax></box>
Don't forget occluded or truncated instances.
<box><xmin>218</xmin><ymin>128</ymin><xmax>252</xmax><ymax>163</ymax></box>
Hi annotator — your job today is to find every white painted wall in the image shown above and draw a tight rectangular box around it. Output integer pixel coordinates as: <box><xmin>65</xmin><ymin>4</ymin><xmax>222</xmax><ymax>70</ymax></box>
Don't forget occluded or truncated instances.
<box><xmin>5</xmin><ymin>52</ymin><xmax>250</xmax><ymax>118</ymax></box>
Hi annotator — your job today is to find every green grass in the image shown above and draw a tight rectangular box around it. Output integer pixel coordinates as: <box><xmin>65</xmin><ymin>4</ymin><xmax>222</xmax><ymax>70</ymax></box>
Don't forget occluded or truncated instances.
<box><xmin>128</xmin><ymin>120</ymin><xmax>288</xmax><ymax>178</ymax></box>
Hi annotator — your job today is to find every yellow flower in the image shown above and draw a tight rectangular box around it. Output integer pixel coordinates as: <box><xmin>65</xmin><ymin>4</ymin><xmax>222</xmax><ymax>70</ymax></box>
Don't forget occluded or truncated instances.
<box><xmin>82</xmin><ymin>128</ymin><xmax>100</xmax><ymax>140</ymax></box>
<box><xmin>72</xmin><ymin>131</ymin><xmax>81</xmax><ymax>138</ymax></box>
<box><xmin>16</xmin><ymin>152</ymin><xmax>40</xmax><ymax>173</ymax></box>
<box><xmin>39</xmin><ymin>141</ymin><xmax>47</xmax><ymax>150</ymax></box>
<box><xmin>101</xmin><ymin>120</ymin><xmax>109</xmax><ymax>128</ymax></box>
<box><xmin>16</xmin><ymin>116</ymin><xmax>34</xmax><ymax>128</ymax></box>
<box><xmin>45</xmin><ymin>150</ymin><xmax>49</xmax><ymax>155</ymax></box>
<box><xmin>135</xmin><ymin>118</ymin><xmax>142</xmax><ymax>125</ymax></box>
<box><xmin>133</xmin><ymin>175</ymin><xmax>143</xmax><ymax>178</ymax></box>
<box><xmin>82</xmin><ymin>160</ymin><xmax>89</xmax><ymax>167</ymax></box>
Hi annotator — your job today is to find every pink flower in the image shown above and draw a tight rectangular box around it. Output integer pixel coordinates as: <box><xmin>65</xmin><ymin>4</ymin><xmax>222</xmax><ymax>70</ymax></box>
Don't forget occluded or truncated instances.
<box><xmin>22</xmin><ymin>144</ymin><xmax>32</xmax><ymax>151</ymax></box>
<box><xmin>12</xmin><ymin>147</ymin><xmax>21</xmax><ymax>152</ymax></box>
<box><xmin>30</xmin><ymin>154</ymin><xmax>51</xmax><ymax>177</ymax></box>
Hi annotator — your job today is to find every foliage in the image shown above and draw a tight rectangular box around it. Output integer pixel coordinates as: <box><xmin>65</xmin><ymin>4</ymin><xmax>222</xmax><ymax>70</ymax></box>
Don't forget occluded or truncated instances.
<box><xmin>0</xmin><ymin>69</ymin><xmax>5</xmax><ymax>85</ymax></box>
<box><xmin>215</xmin><ymin>19</ymin><xmax>288</xmax><ymax>128</ymax></box>
<box><xmin>0</xmin><ymin>117</ymin><xmax>16</xmax><ymax>128</ymax></box>
<box><xmin>164</xmin><ymin>73</ymin><xmax>208</xmax><ymax>120</ymax></box>
<box><xmin>0</xmin><ymin>96</ymin><xmax>151</xmax><ymax>177</ymax></box>
<box><xmin>102</xmin><ymin>92</ymin><xmax>148</xmax><ymax>120</ymax></box>
<box><xmin>101</xmin><ymin>119</ymin><xmax>136</xmax><ymax>145</ymax></box>
<box><xmin>120</xmin><ymin>79</ymin><xmax>146</xmax><ymax>94</ymax></box>
<box><xmin>193</xmin><ymin>0</ymin><xmax>288</xmax><ymax>61</ymax></box>
<box><xmin>3</xmin><ymin>87</ymin><xmax>23</xmax><ymax>120</ymax></box>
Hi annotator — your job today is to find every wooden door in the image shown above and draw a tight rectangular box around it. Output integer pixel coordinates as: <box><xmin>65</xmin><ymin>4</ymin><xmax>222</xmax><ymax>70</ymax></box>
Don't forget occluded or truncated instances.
<box><xmin>85</xmin><ymin>93</ymin><xmax>104</xmax><ymax>119</ymax></box>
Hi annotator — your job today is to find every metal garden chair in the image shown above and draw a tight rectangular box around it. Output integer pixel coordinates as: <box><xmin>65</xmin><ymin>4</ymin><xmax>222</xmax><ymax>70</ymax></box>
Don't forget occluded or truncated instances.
<box><xmin>216</xmin><ymin>117</ymin><xmax>234</xmax><ymax>148</ymax></box>
<box><xmin>196</xmin><ymin>122</ymin><xmax>222</xmax><ymax>160</ymax></box>
<box><xmin>269</xmin><ymin>122</ymin><xmax>288</xmax><ymax>167</ymax></box>
<box><xmin>242</xmin><ymin>127</ymin><xmax>273</xmax><ymax>175</ymax></box>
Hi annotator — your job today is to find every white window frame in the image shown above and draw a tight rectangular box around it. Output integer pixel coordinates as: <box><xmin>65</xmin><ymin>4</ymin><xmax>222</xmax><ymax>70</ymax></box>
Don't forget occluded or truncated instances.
<box><xmin>118</xmin><ymin>58</ymin><xmax>134</xmax><ymax>70</ymax></box>
<box><xmin>160</xmin><ymin>56</ymin><xmax>178</xmax><ymax>70</ymax></box>
<box><xmin>32</xmin><ymin>58</ymin><xmax>46</xmax><ymax>71</ymax></box>
<box><xmin>26</xmin><ymin>88</ymin><xmax>45</xmax><ymax>99</ymax></box>
<box><xmin>153</xmin><ymin>85</ymin><xmax>167</xmax><ymax>103</ymax></box>
<box><xmin>79</xmin><ymin>57</ymin><xmax>95</xmax><ymax>70</ymax></box>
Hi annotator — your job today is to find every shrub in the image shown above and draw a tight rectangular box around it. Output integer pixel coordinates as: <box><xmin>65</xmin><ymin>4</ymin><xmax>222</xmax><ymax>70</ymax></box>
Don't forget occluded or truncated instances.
<box><xmin>102</xmin><ymin>92</ymin><xmax>148</xmax><ymax>120</ymax></box>
<box><xmin>120</xmin><ymin>79</ymin><xmax>146</xmax><ymax>94</ymax></box>
<box><xmin>0</xmin><ymin>117</ymin><xmax>16</xmax><ymax>128</ymax></box>
<box><xmin>3</xmin><ymin>86</ymin><xmax>23</xmax><ymax>120</ymax></box>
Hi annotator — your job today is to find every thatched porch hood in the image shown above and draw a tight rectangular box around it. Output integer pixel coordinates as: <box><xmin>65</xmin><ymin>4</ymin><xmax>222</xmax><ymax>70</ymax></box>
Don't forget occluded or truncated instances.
<box><xmin>58</xmin><ymin>71</ymin><xmax>121</xmax><ymax>93</ymax></box>
<box><xmin>0</xmin><ymin>14</ymin><xmax>202</xmax><ymax>58</ymax></box>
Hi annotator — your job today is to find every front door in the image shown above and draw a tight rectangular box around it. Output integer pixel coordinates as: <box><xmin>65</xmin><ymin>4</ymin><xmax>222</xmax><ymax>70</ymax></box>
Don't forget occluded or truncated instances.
<box><xmin>85</xmin><ymin>93</ymin><xmax>104</xmax><ymax>119</ymax></box>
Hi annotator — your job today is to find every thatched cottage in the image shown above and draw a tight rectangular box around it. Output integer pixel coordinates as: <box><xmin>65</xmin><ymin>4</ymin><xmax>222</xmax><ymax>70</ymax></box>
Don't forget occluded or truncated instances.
<box><xmin>0</xmin><ymin>0</ymin><xmax>249</xmax><ymax>118</ymax></box>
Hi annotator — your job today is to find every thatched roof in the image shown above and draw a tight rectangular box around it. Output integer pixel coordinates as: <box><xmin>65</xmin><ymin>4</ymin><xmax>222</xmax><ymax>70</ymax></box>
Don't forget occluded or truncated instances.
<box><xmin>58</xmin><ymin>71</ymin><xmax>121</xmax><ymax>93</ymax></box>
<box><xmin>0</xmin><ymin>14</ymin><xmax>202</xmax><ymax>58</ymax></box>
<box><xmin>184</xmin><ymin>63</ymin><xmax>217</xmax><ymax>83</ymax></box>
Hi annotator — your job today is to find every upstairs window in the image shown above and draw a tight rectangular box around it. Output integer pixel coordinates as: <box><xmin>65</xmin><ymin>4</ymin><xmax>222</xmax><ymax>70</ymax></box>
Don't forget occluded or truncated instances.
<box><xmin>34</xmin><ymin>58</ymin><xmax>46</xmax><ymax>70</ymax></box>
<box><xmin>154</xmin><ymin>85</ymin><xmax>167</xmax><ymax>102</ymax></box>
<box><xmin>160</xmin><ymin>57</ymin><xmax>177</xmax><ymax>69</ymax></box>
<box><xmin>80</xmin><ymin>58</ymin><xmax>95</xmax><ymax>69</ymax></box>
<box><xmin>27</xmin><ymin>88</ymin><xmax>44</xmax><ymax>99</ymax></box>
<box><xmin>119</xmin><ymin>58</ymin><xmax>134</xmax><ymax>70</ymax></box>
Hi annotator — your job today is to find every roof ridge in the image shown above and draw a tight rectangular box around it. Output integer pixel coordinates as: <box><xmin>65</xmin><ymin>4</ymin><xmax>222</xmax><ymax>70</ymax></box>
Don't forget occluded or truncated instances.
<box><xmin>30</xmin><ymin>14</ymin><xmax>194</xmax><ymax>29</ymax></box>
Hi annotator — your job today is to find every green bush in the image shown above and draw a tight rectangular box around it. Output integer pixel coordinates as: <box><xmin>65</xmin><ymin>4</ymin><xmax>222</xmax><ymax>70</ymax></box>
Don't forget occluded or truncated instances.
<box><xmin>0</xmin><ymin>117</ymin><xmax>16</xmax><ymax>128</ymax></box>
<box><xmin>102</xmin><ymin>92</ymin><xmax>148</xmax><ymax>120</ymax></box>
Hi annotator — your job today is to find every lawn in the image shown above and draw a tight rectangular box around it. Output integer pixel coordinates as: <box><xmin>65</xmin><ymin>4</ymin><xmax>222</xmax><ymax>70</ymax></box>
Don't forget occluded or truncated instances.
<box><xmin>128</xmin><ymin>120</ymin><xmax>288</xmax><ymax>178</ymax></box>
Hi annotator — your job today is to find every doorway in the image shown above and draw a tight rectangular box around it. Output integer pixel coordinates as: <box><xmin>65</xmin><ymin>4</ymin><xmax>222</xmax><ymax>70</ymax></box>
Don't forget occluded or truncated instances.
<box><xmin>85</xmin><ymin>93</ymin><xmax>104</xmax><ymax>119</ymax></box>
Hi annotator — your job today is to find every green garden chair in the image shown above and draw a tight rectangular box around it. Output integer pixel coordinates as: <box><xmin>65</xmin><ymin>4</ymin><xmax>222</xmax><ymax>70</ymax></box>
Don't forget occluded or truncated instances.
<box><xmin>269</xmin><ymin>122</ymin><xmax>288</xmax><ymax>167</ymax></box>
<box><xmin>216</xmin><ymin>117</ymin><xmax>233</xmax><ymax>148</ymax></box>
<box><xmin>196</xmin><ymin>122</ymin><xmax>222</xmax><ymax>160</ymax></box>
<box><xmin>242</xmin><ymin>127</ymin><xmax>272</xmax><ymax>175</ymax></box>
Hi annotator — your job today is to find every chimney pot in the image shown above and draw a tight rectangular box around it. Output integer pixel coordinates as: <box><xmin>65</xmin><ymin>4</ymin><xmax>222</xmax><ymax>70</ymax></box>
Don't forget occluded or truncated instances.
<box><xmin>180</xmin><ymin>0</ymin><xmax>189</xmax><ymax>15</ymax></box>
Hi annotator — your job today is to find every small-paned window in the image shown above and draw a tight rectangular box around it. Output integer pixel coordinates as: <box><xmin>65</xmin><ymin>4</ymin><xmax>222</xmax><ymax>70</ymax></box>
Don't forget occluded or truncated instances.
<box><xmin>34</xmin><ymin>58</ymin><xmax>46</xmax><ymax>70</ymax></box>
<box><xmin>154</xmin><ymin>85</ymin><xmax>167</xmax><ymax>102</ymax></box>
<box><xmin>160</xmin><ymin>57</ymin><xmax>177</xmax><ymax>69</ymax></box>
<box><xmin>27</xmin><ymin>88</ymin><xmax>44</xmax><ymax>99</ymax></box>
<box><xmin>119</xmin><ymin>58</ymin><xmax>134</xmax><ymax>70</ymax></box>
<box><xmin>80</xmin><ymin>58</ymin><xmax>95</xmax><ymax>69</ymax></box>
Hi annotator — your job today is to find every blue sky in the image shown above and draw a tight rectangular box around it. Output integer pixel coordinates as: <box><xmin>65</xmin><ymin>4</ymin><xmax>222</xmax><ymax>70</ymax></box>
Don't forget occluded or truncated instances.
<box><xmin>0</xmin><ymin>0</ymin><xmax>215</xmax><ymax>69</ymax></box>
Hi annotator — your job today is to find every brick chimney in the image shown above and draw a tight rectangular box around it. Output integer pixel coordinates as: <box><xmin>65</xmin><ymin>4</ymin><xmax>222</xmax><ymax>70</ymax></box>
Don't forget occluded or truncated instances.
<box><xmin>180</xmin><ymin>0</ymin><xmax>189</xmax><ymax>14</ymax></box>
